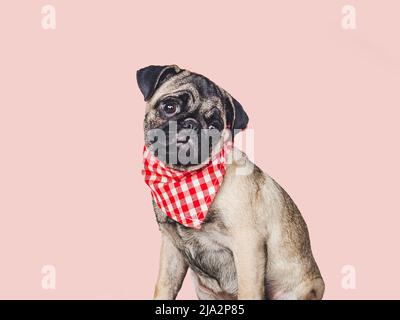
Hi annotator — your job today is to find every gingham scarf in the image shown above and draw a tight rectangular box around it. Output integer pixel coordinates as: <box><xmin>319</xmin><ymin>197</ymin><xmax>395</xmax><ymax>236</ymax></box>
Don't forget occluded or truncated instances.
<box><xmin>142</xmin><ymin>144</ymin><xmax>231</xmax><ymax>229</ymax></box>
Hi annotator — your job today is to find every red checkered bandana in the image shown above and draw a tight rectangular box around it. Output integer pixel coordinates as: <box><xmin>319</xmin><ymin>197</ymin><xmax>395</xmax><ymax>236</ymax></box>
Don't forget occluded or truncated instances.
<box><xmin>142</xmin><ymin>144</ymin><xmax>231</xmax><ymax>229</ymax></box>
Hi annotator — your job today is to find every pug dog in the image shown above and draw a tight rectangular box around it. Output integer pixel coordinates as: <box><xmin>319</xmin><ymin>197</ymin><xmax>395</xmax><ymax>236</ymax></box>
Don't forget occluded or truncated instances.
<box><xmin>137</xmin><ymin>65</ymin><xmax>324</xmax><ymax>300</ymax></box>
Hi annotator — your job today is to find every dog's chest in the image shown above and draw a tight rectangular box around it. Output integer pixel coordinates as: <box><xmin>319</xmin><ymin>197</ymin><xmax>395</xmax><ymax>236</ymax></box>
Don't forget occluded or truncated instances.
<box><xmin>154</xmin><ymin>206</ymin><xmax>237</xmax><ymax>293</ymax></box>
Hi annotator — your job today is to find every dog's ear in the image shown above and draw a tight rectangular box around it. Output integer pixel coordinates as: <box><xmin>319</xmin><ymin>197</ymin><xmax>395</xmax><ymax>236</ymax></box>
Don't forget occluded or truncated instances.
<box><xmin>136</xmin><ymin>65</ymin><xmax>181</xmax><ymax>101</ymax></box>
<box><xmin>225</xmin><ymin>95</ymin><xmax>249</xmax><ymax>134</ymax></box>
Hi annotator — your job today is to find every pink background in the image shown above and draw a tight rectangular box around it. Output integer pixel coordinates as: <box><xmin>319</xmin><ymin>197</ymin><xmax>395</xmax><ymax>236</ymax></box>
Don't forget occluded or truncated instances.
<box><xmin>0</xmin><ymin>1</ymin><xmax>399</xmax><ymax>299</ymax></box>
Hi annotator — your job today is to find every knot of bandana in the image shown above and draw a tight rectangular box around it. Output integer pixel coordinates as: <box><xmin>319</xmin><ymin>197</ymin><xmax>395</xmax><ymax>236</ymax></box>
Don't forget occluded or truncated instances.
<box><xmin>142</xmin><ymin>143</ymin><xmax>232</xmax><ymax>229</ymax></box>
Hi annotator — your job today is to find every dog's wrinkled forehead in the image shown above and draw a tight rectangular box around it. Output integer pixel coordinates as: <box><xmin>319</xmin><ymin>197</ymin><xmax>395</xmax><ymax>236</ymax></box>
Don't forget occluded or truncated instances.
<box><xmin>137</xmin><ymin>65</ymin><xmax>249</xmax><ymax>133</ymax></box>
<box><xmin>148</xmin><ymin>71</ymin><xmax>222</xmax><ymax>110</ymax></box>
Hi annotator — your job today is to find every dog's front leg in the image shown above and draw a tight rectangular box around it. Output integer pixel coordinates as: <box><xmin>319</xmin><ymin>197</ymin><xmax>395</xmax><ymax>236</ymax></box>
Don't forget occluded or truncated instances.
<box><xmin>153</xmin><ymin>232</ymin><xmax>188</xmax><ymax>300</ymax></box>
<box><xmin>231</xmin><ymin>229</ymin><xmax>266</xmax><ymax>300</ymax></box>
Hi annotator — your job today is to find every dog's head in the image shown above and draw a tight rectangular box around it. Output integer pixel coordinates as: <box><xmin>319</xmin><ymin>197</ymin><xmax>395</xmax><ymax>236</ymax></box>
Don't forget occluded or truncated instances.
<box><xmin>137</xmin><ymin>65</ymin><xmax>248</xmax><ymax>170</ymax></box>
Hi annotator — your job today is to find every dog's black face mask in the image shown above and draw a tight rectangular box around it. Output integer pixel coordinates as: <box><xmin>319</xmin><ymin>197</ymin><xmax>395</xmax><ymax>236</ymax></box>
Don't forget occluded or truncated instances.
<box><xmin>137</xmin><ymin>65</ymin><xmax>249</xmax><ymax>170</ymax></box>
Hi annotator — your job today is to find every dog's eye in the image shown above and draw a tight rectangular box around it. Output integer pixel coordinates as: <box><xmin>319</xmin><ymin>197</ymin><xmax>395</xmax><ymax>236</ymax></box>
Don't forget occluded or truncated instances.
<box><xmin>160</xmin><ymin>99</ymin><xmax>180</xmax><ymax>116</ymax></box>
<box><xmin>164</xmin><ymin>104</ymin><xmax>177</xmax><ymax>114</ymax></box>
<box><xmin>208</xmin><ymin>120</ymin><xmax>222</xmax><ymax>131</ymax></box>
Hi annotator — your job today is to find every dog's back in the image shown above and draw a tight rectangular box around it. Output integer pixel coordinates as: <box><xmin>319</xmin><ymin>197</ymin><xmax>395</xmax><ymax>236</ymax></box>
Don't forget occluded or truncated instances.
<box><xmin>215</xmin><ymin>147</ymin><xmax>325</xmax><ymax>299</ymax></box>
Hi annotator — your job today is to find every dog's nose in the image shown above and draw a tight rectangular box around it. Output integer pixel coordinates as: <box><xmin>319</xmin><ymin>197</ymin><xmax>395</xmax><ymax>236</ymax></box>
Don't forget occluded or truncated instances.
<box><xmin>181</xmin><ymin>118</ymin><xmax>200</xmax><ymax>131</ymax></box>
